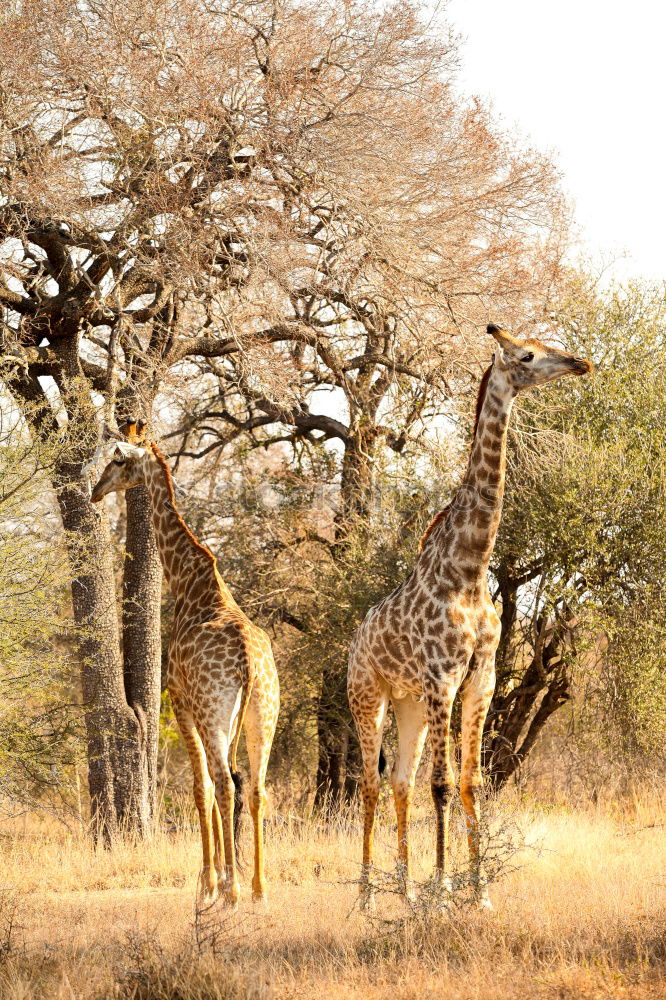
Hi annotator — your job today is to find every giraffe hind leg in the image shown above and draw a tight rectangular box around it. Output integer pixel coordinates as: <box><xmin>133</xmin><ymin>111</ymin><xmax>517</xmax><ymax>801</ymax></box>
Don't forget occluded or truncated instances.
<box><xmin>348</xmin><ymin>666</ymin><xmax>389</xmax><ymax>910</ymax></box>
<box><xmin>211</xmin><ymin>795</ymin><xmax>224</xmax><ymax>884</ymax></box>
<box><xmin>171</xmin><ymin>695</ymin><xmax>218</xmax><ymax>905</ymax></box>
<box><xmin>198</xmin><ymin>691</ymin><xmax>245</xmax><ymax>909</ymax></box>
<box><xmin>206</xmin><ymin>742</ymin><xmax>240</xmax><ymax>908</ymax></box>
<box><xmin>243</xmin><ymin>666</ymin><xmax>279</xmax><ymax>904</ymax></box>
<box><xmin>422</xmin><ymin>667</ymin><xmax>462</xmax><ymax>898</ymax></box>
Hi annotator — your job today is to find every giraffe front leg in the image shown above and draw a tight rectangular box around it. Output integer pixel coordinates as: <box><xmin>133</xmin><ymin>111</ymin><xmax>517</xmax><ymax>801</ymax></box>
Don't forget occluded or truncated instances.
<box><xmin>460</xmin><ymin>648</ymin><xmax>496</xmax><ymax>910</ymax></box>
<box><xmin>211</xmin><ymin>798</ymin><xmax>225</xmax><ymax>888</ymax></box>
<box><xmin>214</xmin><ymin>763</ymin><xmax>240</xmax><ymax>909</ymax></box>
<box><xmin>423</xmin><ymin>669</ymin><xmax>461</xmax><ymax>906</ymax></box>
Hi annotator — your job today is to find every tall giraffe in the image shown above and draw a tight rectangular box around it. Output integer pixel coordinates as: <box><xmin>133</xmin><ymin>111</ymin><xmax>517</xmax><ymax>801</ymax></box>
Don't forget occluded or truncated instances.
<box><xmin>348</xmin><ymin>324</ymin><xmax>592</xmax><ymax>908</ymax></box>
<box><xmin>90</xmin><ymin>424</ymin><xmax>279</xmax><ymax>907</ymax></box>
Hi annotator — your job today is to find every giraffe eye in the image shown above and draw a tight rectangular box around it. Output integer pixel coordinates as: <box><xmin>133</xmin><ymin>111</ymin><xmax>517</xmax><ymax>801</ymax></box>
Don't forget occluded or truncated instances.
<box><xmin>521</xmin><ymin>353</ymin><xmax>534</xmax><ymax>363</ymax></box>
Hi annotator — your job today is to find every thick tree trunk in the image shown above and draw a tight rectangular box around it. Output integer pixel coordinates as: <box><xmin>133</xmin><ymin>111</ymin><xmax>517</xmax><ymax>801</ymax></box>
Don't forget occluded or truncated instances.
<box><xmin>315</xmin><ymin>664</ymin><xmax>350</xmax><ymax>809</ymax></box>
<box><xmin>338</xmin><ymin>427</ymin><xmax>377</xmax><ymax>530</ymax></box>
<box><xmin>315</xmin><ymin>431</ymin><xmax>376</xmax><ymax>812</ymax></box>
<box><xmin>56</xmin><ymin>466</ymin><xmax>150</xmax><ymax>841</ymax></box>
<box><xmin>13</xmin><ymin>317</ymin><xmax>165</xmax><ymax>839</ymax></box>
<box><xmin>122</xmin><ymin>486</ymin><xmax>163</xmax><ymax>826</ymax></box>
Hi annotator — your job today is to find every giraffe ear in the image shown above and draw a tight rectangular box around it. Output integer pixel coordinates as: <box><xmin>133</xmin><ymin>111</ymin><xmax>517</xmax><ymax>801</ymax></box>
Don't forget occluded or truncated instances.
<box><xmin>493</xmin><ymin>346</ymin><xmax>508</xmax><ymax>368</ymax></box>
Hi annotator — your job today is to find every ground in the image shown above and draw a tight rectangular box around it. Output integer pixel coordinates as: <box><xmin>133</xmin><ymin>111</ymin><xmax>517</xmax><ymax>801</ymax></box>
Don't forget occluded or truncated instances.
<box><xmin>1</xmin><ymin>785</ymin><xmax>664</xmax><ymax>999</ymax></box>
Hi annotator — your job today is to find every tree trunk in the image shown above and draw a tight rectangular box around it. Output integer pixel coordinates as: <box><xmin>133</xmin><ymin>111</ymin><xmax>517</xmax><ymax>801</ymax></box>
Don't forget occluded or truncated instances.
<box><xmin>12</xmin><ymin>322</ymin><xmax>164</xmax><ymax>839</ymax></box>
<box><xmin>122</xmin><ymin>486</ymin><xmax>163</xmax><ymax>829</ymax></box>
<box><xmin>338</xmin><ymin>426</ymin><xmax>377</xmax><ymax>528</ymax></box>
<box><xmin>56</xmin><ymin>464</ymin><xmax>150</xmax><ymax>841</ymax></box>
<box><xmin>315</xmin><ymin>430</ymin><xmax>376</xmax><ymax>812</ymax></box>
<box><xmin>485</xmin><ymin>616</ymin><xmax>572</xmax><ymax>792</ymax></box>
<box><xmin>495</xmin><ymin>567</ymin><xmax>519</xmax><ymax>675</ymax></box>
<box><xmin>315</xmin><ymin>664</ymin><xmax>349</xmax><ymax>809</ymax></box>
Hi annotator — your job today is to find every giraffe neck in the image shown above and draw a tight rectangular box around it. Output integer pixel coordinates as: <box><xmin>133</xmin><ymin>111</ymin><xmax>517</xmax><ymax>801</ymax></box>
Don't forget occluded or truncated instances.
<box><xmin>446</xmin><ymin>364</ymin><xmax>516</xmax><ymax>578</ymax></box>
<box><xmin>140</xmin><ymin>450</ymin><xmax>231</xmax><ymax>605</ymax></box>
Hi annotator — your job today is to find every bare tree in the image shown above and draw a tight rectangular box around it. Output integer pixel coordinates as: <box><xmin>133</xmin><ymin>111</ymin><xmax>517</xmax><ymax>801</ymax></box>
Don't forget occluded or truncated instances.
<box><xmin>0</xmin><ymin>0</ymin><xmax>325</xmax><ymax>834</ymax></box>
<box><xmin>160</xmin><ymin>1</ymin><xmax>570</xmax><ymax>805</ymax></box>
<box><xmin>0</xmin><ymin>0</ymin><xmax>570</xmax><ymax>821</ymax></box>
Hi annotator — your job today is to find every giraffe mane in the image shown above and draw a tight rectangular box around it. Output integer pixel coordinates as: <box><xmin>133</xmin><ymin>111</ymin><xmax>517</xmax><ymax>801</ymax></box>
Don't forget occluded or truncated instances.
<box><xmin>150</xmin><ymin>443</ymin><xmax>217</xmax><ymax>564</ymax></box>
<box><xmin>472</xmin><ymin>364</ymin><xmax>493</xmax><ymax>437</ymax></box>
<box><xmin>418</xmin><ymin>364</ymin><xmax>493</xmax><ymax>553</ymax></box>
<box><xmin>418</xmin><ymin>504</ymin><xmax>452</xmax><ymax>552</ymax></box>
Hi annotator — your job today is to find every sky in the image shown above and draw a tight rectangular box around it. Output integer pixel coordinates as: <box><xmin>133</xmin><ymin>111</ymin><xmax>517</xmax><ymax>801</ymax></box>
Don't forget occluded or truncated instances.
<box><xmin>446</xmin><ymin>0</ymin><xmax>666</xmax><ymax>282</ymax></box>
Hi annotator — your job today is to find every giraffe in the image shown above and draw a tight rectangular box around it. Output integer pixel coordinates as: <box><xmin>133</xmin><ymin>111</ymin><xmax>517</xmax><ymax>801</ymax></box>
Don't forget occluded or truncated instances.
<box><xmin>347</xmin><ymin>324</ymin><xmax>592</xmax><ymax>909</ymax></box>
<box><xmin>90</xmin><ymin>422</ymin><xmax>279</xmax><ymax>908</ymax></box>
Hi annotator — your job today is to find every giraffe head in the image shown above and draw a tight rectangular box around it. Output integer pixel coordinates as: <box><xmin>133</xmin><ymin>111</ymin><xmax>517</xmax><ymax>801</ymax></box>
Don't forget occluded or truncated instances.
<box><xmin>488</xmin><ymin>324</ymin><xmax>592</xmax><ymax>392</ymax></box>
<box><xmin>90</xmin><ymin>420</ymin><xmax>150</xmax><ymax>503</ymax></box>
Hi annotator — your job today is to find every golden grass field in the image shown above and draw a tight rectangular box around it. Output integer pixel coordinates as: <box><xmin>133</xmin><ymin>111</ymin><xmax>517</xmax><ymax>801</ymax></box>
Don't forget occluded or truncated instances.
<box><xmin>0</xmin><ymin>785</ymin><xmax>664</xmax><ymax>1000</ymax></box>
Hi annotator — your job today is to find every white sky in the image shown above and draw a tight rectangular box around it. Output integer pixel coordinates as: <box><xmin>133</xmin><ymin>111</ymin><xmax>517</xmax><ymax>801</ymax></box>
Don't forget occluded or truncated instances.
<box><xmin>446</xmin><ymin>0</ymin><xmax>666</xmax><ymax>282</ymax></box>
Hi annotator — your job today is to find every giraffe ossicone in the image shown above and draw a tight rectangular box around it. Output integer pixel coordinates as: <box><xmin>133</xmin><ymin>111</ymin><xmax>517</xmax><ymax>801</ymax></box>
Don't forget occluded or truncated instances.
<box><xmin>91</xmin><ymin>427</ymin><xmax>280</xmax><ymax>908</ymax></box>
<box><xmin>348</xmin><ymin>323</ymin><xmax>592</xmax><ymax>911</ymax></box>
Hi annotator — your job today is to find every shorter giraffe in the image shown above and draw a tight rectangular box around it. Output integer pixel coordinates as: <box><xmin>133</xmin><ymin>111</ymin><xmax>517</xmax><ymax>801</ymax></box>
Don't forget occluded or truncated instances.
<box><xmin>348</xmin><ymin>324</ymin><xmax>592</xmax><ymax>909</ymax></box>
<box><xmin>91</xmin><ymin>424</ymin><xmax>279</xmax><ymax>907</ymax></box>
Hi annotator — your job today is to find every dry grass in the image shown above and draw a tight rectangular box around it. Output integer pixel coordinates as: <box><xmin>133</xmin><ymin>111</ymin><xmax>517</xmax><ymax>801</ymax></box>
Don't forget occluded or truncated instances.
<box><xmin>0</xmin><ymin>787</ymin><xmax>664</xmax><ymax>999</ymax></box>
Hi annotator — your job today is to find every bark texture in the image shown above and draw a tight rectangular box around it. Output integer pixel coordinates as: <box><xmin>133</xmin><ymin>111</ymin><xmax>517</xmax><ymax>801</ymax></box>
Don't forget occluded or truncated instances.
<box><xmin>56</xmin><ymin>464</ymin><xmax>152</xmax><ymax>840</ymax></box>
<box><xmin>314</xmin><ymin>432</ymin><xmax>376</xmax><ymax>811</ymax></box>
<box><xmin>122</xmin><ymin>486</ymin><xmax>163</xmax><ymax>826</ymax></box>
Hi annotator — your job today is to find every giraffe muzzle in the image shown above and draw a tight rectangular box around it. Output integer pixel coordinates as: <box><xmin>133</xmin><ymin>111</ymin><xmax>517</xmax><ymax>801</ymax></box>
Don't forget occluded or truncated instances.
<box><xmin>570</xmin><ymin>357</ymin><xmax>594</xmax><ymax>375</ymax></box>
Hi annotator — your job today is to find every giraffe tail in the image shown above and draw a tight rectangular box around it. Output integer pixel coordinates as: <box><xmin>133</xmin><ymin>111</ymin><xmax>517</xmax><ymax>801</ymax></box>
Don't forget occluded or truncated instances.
<box><xmin>231</xmin><ymin>769</ymin><xmax>244</xmax><ymax>867</ymax></box>
<box><xmin>378</xmin><ymin>746</ymin><xmax>387</xmax><ymax>777</ymax></box>
<box><xmin>230</xmin><ymin>672</ymin><xmax>254</xmax><ymax>866</ymax></box>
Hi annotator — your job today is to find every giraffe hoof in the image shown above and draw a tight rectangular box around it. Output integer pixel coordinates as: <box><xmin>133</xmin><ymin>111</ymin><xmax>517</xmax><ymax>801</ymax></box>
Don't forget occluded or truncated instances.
<box><xmin>221</xmin><ymin>884</ymin><xmax>240</xmax><ymax>910</ymax></box>
<box><xmin>252</xmin><ymin>890</ymin><xmax>268</xmax><ymax>909</ymax></box>
<box><xmin>198</xmin><ymin>871</ymin><xmax>219</xmax><ymax>908</ymax></box>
